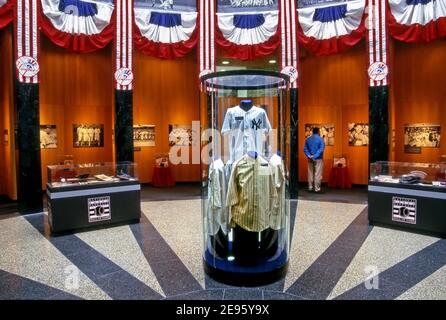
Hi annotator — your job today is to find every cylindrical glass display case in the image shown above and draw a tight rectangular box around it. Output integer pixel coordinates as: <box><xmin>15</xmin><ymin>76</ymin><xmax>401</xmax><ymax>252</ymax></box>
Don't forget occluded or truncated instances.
<box><xmin>199</xmin><ymin>70</ymin><xmax>291</xmax><ymax>285</ymax></box>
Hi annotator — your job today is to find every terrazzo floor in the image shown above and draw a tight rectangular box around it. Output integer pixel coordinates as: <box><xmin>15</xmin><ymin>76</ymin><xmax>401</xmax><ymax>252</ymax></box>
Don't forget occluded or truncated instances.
<box><xmin>0</xmin><ymin>186</ymin><xmax>445</xmax><ymax>300</ymax></box>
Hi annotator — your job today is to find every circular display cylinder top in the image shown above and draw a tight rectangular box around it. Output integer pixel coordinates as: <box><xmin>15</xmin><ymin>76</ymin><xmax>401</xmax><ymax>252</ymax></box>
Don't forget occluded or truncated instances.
<box><xmin>200</xmin><ymin>70</ymin><xmax>290</xmax><ymax>90</ymax></box>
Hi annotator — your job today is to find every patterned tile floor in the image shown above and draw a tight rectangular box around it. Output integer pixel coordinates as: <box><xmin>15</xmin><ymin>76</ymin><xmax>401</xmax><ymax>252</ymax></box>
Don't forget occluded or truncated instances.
<box><xmin>0</xmin><ymin>186</ymin><xmax>445</xmax><ymax>300</ymax></box>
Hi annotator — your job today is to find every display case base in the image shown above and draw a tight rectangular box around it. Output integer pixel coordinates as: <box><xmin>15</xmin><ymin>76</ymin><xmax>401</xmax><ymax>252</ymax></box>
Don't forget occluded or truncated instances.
<box><xmin>368</xmin><ymin>181</ymin><xmax>446</xmax><ymax>238</ymax></box>
<box><xmin>203</xmin><ymin>260</ymin><xmax>288</xmax><ymax>287</ymax></box>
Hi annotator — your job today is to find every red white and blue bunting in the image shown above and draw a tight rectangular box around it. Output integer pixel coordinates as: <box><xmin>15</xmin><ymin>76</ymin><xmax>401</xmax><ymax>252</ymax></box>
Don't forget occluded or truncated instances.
<box><xmin>215</xmin><ymin>0</ymin><xmax>281</xmax><ymax>60</ymax></box>
<box><xmin>367</xmin><ymin>0</ymin><xmax>390</xmax><ymax>86</ymax></box>
<box><xmin>0</xmin><ymin>0</ymin><xmax>13</xmax><ymax>29</ymax></box>
<box><xmin>114</xmin><ymin>0</ymin><xmax>133</xmax><ymax>90</ymax></box>
<box><xmin>280</xmin><ymin>0</ymin><xmax>299</xmax><ymax>88</ymax></box>
<box><xmin>387</xmin><ymin>0</ymin><xmax>446</xmax><ymax>42</ymax></box>
<box><xmin>15</xmin><ymin>0</ymin><xmax>40</xmax><ymax>83</ymax></box>
<box><xmin>39</xmin><ymin>0</ymin><xmax>115</xmax><ymax>52</ymax></box>
<box><xmin>297</xmin><ymin>0</ymin><xmax>367</xmax><ymax>56</ymax></box>
<box><xmin>134</xmin><ymin>1</ymin><xmax>198</xmax><ymax>59</ymax></box>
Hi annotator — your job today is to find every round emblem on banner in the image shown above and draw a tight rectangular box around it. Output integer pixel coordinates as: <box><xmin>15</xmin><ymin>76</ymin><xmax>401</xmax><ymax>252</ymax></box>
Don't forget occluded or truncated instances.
<box><xmin>368</xmin><ymin>62</ymin><xmax>388</xmax><ymax>81</ymax></box>
<box><xmin>115</xmin><ymin>68</ymin><xmax>134</xmax><ymax>86</ymax></box>
<box><xmin>281</xmin><ymin>66</ymin><xmax>298</xmax><ymax>83</ymax></box>
<box><xmin>16</xmin><ymin>56</ymin><xmax>40</xmax><ymax>77</ymax></box>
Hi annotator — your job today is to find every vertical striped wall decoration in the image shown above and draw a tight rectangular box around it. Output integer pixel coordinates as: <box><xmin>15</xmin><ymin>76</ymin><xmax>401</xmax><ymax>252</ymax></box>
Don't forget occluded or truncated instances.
<box><xmin>14</xmin><ymin>0</ymin><xmax>39</xmax><ymax>84</ymax></box>
<box><xmin>367</xmin><ymin>0</ymin><xmax>389</xmax><ymax>87</ymax></box>
<box><xmin>280</xmin><ymin>0</ymin><xmax>298</xmax><ymax>88</ymax></box>
<box><xmin>199</xmin><ymin>0</ymin><xmax>216</xmax><ymax>77</ymax></box>
<box><xmin>114</xmin><ymin>0</ymin><xmax>133</xmax><ymax>90</ymax></box>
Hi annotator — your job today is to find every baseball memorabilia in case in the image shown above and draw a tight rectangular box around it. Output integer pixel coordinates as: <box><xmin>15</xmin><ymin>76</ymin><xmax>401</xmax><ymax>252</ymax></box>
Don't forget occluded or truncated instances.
<box><xmin>73</xmin><ymin>124</ymin><xmax>104</xmax><ymax>148</ymax></box>
<box><xmin>133</xmin><ymin>124</ymin><xmax>155</xmax><ymax>147</ymax></box>
<box><xmin>199</xmin><ymin>70</ymin><xmax>291</xmax><ymax>285</ymax></box>
<box><xmin>40</xmin><ymin>125</ymin><xmax>57</xmax><ymax>149</ymax></box>
<box><xmin>368</xmin><ymin>161</ymin><xmax>446</xmax><ymax>237</ymax></box>
<box><xmin>305</xmin><ymin>123</ymin><xmax>335</xmax><ymax>146</ymax></box>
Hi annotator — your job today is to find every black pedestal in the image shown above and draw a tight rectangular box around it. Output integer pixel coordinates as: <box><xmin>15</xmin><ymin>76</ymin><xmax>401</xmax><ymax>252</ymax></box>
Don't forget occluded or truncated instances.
<box><xmin>115</xmin><ymin>90</ymin><xmax>134</xmax><ymax>162</ymax></box>
<box><xmin>368</xmin><ymin>181</ymin><xmax>446</xmax><ymax>238</ymax></box>
<box><xmin>289</xmin><ymin>88</ymin><xmax>299</xmax><ymax>200</ymax></box>
<box><xmin>47</xmin><ymin>180</ymin><xmax>141</xmax><ymax>234</ymax></box>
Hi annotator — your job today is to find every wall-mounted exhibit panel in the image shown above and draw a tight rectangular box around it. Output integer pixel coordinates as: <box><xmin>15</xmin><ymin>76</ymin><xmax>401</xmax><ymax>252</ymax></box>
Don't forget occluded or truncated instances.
<box><xmin>133</xmin><ymin>49</ymin><xmax>200</xmax><ymax>184</ymax></box>
<box><xmin>0</xmin><ymin>26</ymin><xmax>17</xmax><ymax>200</ymax></box>
<box><xmin>390</xmin><ymin>39</ymin><xmax>446</xmax><ymax>165</ymax></box>
<box><xmin>39</xmin><ymin>36</ymin><xmax>114</xmax><ymax>189</ymax></box>
<box><xmin>298</xmin><ymin>42</ymin><xmax>369</xmax><ymax>185</ymax></box>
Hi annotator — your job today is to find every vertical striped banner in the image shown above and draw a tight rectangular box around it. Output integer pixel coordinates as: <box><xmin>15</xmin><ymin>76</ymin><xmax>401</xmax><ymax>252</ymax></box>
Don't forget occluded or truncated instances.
<box><xmin>14</xmin><ymin>0</ymin><xmax>39</xmax><ymax>84</ymax></box>
<box><xmin>367</xmin><ymin>0</ymin><xmax>389</xmax><ymax>87</ymax></box>
<box><xmin>114</xmin><ymin>0</ymin><xmax>133</xmax><ymax>90</ymax></box>
<box><xmin>280</xmin><ymin>0</ymin><xmax>298</xmax><ymax>88</ymax></box>
<box><xmin>199</xmin><ymin>0</ymin><xmax>216</xmax><ymax>78</ymax></box>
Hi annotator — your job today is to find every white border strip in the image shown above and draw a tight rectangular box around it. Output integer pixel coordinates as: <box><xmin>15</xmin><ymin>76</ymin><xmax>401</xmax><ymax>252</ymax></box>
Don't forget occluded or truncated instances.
<box><xmin>48</xmin><ymin>185</ymin><xmax>141</xmax><ymax>199</ymax></box>
<box><xmin>369</xmin><ymin>185</ymin><xmax>446</xmax><ymax>200</ymax></box>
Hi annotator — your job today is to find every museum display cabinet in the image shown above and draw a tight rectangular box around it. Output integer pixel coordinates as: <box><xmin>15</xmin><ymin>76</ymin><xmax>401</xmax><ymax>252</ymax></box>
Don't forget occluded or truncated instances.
<box><xmin>368</xmin><ymin>161</ymin><xmax>446</xmax><ymax>237</ymax></box>
<box><xmin>46</xmin><ymin>162</ymin><xmax>141</xmax><ymax>233</ymax></box>
<box><xmin>199</xmin><ymin>70</ymin><xmax>291</xmax><ymax>285</ymax></box>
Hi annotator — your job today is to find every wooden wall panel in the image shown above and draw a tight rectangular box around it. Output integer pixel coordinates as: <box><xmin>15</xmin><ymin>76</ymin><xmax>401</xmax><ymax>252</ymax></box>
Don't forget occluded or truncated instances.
<box><xmin>133</xmin><ymin>50</ymin><xmax>200</xmax><ymax>183</ymax></box>
<box><xmin>0</xmin><ymin>27</ymin><xmax>17</xmax><ymax>199</ymax></box>
<box><xmin>298</xmin><ymin>42</ymin><xmax>369</xmax><ymax>184</ymax></box>
<box><xmin>392</xmin><ymin>39</ymin><xmax>446</xmax><ymax>164</ymax></box>
<box><xmin>39</xmin><ymin>36</ymin><xmax>114</xmax><ymax>188</ymax></box>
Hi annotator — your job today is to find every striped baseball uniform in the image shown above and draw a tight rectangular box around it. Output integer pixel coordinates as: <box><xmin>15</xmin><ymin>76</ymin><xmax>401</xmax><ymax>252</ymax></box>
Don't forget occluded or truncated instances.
<box><xmin>226</xmin><ymin>154</ymin><xmax>277</xmax><ymax>232</ymax></box>
<box><xmin>206</xmin><ymin>159</ymin><xmax>229</xmax><ymax>235</ymax></box>
<box><xmin>269</xmin><ymin>153</ymin><xmax>286</xmax><ymax>230</ymax></box>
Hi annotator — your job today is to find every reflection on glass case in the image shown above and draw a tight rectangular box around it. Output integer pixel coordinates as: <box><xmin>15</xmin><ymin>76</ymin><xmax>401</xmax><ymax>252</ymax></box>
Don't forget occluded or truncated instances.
<box><xmin>200</xmin><ymin>70</ymin><xmax>291</xmax><ymax>285</ymax></box>
<box><xmin>47</xmin><ymin>162</ymin><xmax>138</xmax><ymax>188</ymax></box>
<box><xmin>370</xmin><ymin>161</ymin><xmax>446</xmax><ymax>187</ymax></box>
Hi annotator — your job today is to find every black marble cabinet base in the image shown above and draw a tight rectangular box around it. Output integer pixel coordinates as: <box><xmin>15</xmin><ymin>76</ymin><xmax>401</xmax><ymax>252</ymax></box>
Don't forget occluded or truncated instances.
<box><xmin>47</xmin><ymin>181</ymin><xmax>141</xmax><ymax>234</ymax></box>
<box><xmin>17</xmin><ymin>82</ymin><xmax>43</xmax><ymax>214</ymax></box>
<box><xmin>368</xmin><ymin>181</ymin><xmax>446</xmax><ymax>238</ymax></box>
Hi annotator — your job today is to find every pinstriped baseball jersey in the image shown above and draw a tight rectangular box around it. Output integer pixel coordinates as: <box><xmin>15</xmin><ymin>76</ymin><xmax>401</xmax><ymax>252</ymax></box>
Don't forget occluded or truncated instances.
<box><xmin>206</xmin><ymin>159</ymin><xmax>229</xmax><ymax>235</ymax></box>
<box><xmin>226</xmin><ymin>154</ymin><xmax>277</xmax><ymax>232</ymax></box>
<box><xmin>221</xmin><ymin>105</ymin><xmax>272</xmax><ymax>164</ymax></box>
<box><xmin>269</xmin><ymin>154</ymin><xmax>286</xmax><ymax>230</ymax></box>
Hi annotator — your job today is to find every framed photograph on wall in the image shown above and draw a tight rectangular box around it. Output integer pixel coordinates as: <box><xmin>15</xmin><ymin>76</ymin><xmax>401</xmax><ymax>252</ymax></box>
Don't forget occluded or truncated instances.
<box><xmin>40</xmin><ymin>125</ymin><xmax>57</xmax><ymax>149</ymax></box>
<box><xmin>404</xmin><ymin>124</ymin><xmax>441</xmax><ymax>153</ymax></box>
<box><xmin>169</xmin><ymin>124</ymin><xmax>193</xmax><ymax>146</ymax></box>
<box><xmin>348</xmin><ymin>123</ymin><xmax>369</xmax><ymax>146</ymax></box>
<box><xmin>305</xmin><ymin>123</ymin><xmax>335</xmax><ymax>146</ymax></box>
<box><xmin>133</xmin><ymin>125</ymin><xmax>155</xmax><ymax>147</ymax></box>
<box><xmin>73</xmin><ymin>124</ymin><xmax>104</xmax><ymax>148</ymax></box>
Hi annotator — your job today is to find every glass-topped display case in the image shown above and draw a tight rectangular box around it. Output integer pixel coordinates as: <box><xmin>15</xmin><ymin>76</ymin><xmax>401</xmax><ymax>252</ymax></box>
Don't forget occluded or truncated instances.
<box><xmin>368</xmin><ymin>161</ymin><xmax>446</xmax><ymax>237</ymax></box>
<box><xmin>370</xmin><ymin>161</ymin><xmax>446</xmax><ymax>187</ymax></box>
<box><xmin>199</xmin><ymin>70</ymin><xmax>291</xmax><ymax>285</ymax></box>
<box><xmin>46</xmin><ymin>162</ymin><xmax>141</xmax><ymax>234</ymax></box>
<box><xmin>47</xmin><ymin>162</ymin><xmax>138</xmax><ymax>188</ymax></box>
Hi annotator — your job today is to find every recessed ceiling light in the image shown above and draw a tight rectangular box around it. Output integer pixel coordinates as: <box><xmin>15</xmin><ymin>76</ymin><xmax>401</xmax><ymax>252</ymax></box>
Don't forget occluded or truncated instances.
<box><xmin>221</xmin><ymin>69</ymin><xmax>226</xmax><ymax>72</ymax></box>
<box><xmin>222</xmin><ymin>61</ymin><xmax>230</xmax><ymax>65</ymax></box>
<box><xmin>268</xmin><ymin>59</ymin><xmax>277</xmax><ymax>64</ymax></box>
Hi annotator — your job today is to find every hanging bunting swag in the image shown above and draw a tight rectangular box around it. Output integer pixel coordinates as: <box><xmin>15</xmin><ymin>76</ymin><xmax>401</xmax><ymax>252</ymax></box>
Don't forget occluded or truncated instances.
<box><xmin>134</xmin><ymin>1</ymin><xmax>198</xmax><ymax>59</ymax></box>
<box><xmin>215</xmin><ymin>0</ymin><xmax>281</xmax><ymax>60</ymax></box>
<box><xmin>39</xmin><ymin>0</ymin><xmax>115</xmax><ymax>52</ymax></box>
<box><xmin>297</xmin><ymin>0</ymin><xmax>367</xmax><ymax>56</ymax></box>
<box><xmin>388</xmin><ymin>0</ymin><xmax>446</xmax><ymax>42</ymax></box>
<box><xmin>0</xmin><ymin>0</ymin><xmax>13</xmax><ymax>28</ymax></box>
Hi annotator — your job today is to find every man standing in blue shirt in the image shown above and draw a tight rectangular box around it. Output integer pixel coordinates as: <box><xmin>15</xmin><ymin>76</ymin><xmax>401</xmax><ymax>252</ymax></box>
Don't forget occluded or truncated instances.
<box><xmin>304</xmin><ymin>127</ymin><xmax>325</xmax><ymax>193</ymax></box>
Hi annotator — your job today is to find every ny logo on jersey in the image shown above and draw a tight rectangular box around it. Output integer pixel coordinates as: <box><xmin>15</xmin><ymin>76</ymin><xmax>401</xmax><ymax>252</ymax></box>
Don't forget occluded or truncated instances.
<box><xmin>251</xmin><ymin>119</ymin><xmax>262</xmax><ymax>130</ymax></box>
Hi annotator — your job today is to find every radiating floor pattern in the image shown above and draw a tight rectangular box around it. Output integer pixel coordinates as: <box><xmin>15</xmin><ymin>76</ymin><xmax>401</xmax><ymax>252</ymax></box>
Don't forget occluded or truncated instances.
<box><xmin>0</xmin><ymin>195</ymin><xmax>445</xmax><ymax>300</ymax></box>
